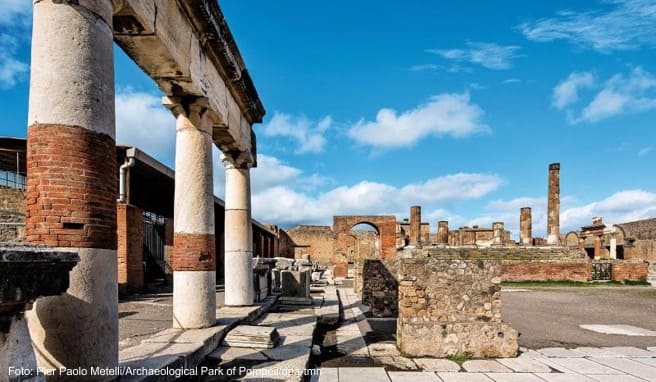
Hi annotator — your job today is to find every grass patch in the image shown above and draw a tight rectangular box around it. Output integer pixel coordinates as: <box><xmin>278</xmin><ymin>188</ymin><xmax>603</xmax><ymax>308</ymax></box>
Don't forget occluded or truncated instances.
<box><xmin>446</xmin><ymin>354</ymin><xmax>471</xmax><ymax>364</ymax></box>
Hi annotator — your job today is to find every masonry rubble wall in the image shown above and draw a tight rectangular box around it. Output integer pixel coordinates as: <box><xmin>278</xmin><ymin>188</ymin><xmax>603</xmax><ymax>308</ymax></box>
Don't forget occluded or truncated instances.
<box><xmin>396</xmin><ymin>250</ymin><xmax>518</xmax><ymax>358</ymax></box>
<box><xmin>0</xmin><ymin>186</ymin><xmax>26</xmax><ymax>242</ymax></box>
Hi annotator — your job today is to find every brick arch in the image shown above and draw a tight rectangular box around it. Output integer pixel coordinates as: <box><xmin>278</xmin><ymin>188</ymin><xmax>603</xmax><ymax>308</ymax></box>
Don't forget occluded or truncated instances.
<box><xmin>333</xmin><ymin>215</ymin><xmax>397</xmax><ymax>277</ymax></box>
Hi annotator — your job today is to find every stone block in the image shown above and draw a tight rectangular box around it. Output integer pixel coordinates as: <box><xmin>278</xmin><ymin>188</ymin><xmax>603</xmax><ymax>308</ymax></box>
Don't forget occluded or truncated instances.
<box><xmin>223</xmin><ymin>325</ymin><xmax>280</xmax><ymax>349</ymax></box>
<box><xmin>280</xmin><ymin>270</ymin><xmax>312</xmax><ymax>305</ymax></box>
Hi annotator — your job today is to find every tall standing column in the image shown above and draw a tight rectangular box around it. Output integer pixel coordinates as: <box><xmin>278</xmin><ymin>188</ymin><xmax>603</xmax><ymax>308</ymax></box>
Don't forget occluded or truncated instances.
<box><xmin>25</xmin><ymin>0</ymin><xmax>119</xmax><ymax>372</ymax></box>
<box><xmin>164</xmin><ymin>98</ymin><xmax>217</xmax><ymax>329</ymax></box>
<box><xmin>437</xmin><ymin>221</ymin><xmax>449</xmax><ymax>244</ymax></box>
<box><xmin>520</xmin><ymin>207</ymin><xmax>532</xmax><ymax>246</ymax></box>
<box><xmin>492</xmin><ymin>222</ymin><xmax>504</xmax><ymax>246</ymax></box>
<box><xmin>547</xmin><ymin>163</ymin><xmax>560</xmax><ymax>245</ymax></box>
<box><xmin>223</xmin><ymin>153</ymin><xmax>255</xmax><ymax>306</ymax></box>
<box><xmin>409</xmin><ymin>206</ymin><xmax>422</xmax><ymax>247</ymax></box>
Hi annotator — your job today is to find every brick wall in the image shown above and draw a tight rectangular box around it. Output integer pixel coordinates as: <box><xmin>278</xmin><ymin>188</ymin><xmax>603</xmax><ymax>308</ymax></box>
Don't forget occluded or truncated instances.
<box><xmin>287</xmin><ymin>225</ymin><xmax>335</xmax><ymax>265</ymax></box>
<box><xmin>117</xmin><ymin>203</ymin><xmax>144</xmax><ymax>294</ymax></box>
<box><xmin>502</xmin><ymin>260</ymin><xmax>591</xmax><ymax>282</ymax></box>
<box><xmin>360</xmin><ymin>259</ymin><xmax>400</xmax><ymax>317</ymax></box>
<box><xmin>612</xmin><ymin>261</ymin><xmax>648</xmax><ymax>281</ymax></box>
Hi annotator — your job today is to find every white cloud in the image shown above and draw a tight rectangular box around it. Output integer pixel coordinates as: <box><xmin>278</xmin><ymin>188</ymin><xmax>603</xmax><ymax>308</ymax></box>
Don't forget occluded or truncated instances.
<box><xmin>409</xmin><ymin>64</ymin><xmax>440</xmax><ymax>72</ymax></box>
<box><xmin>115</xmin><ymin>90</ymin><xmax>176</xmax><ymax>167</ymax></box>
<box><xmin>638</xmin><ymin>146</ymin><xmax>653</xmax><ymax>157</ymax></box>
<box><xmin>554</xmin><ymin>67</ymin><xmax>656</xmax><ymax>123</ymax></box>
<box><xmin>0</xmin><ymin>0</ymin><xmax>31</xmax><ymax>25</ymax></box>
<box><xmin>251</xmin><ymin>172</ymin><xmax>502</xmax><ymax>227</ymax></box>
<box><xmin>561</xmin><ymin>190</ymin><xmax>656</xmax><ymax>229</ymax></box>
<box><xmin>427</xmin><ymin>42</ymin><xmax>522</xmax><ymax>70</ymax></box>
<box><xmin>260</xmin><ymin>112</ymin><xmax>331</xmax><ymax>154</ymax></box>
<box><xmin>347</xmin><ymin>93</ymin><xmax>489</xmax><ymax>149</ymax></box>
<box><xmin>503</xmin><ymin>78</ymin><xmax>521</xmax><ymax>84</ymax></box>
<box><xmin>0</xmin><ymin>34</ymin><xmax>28</xmax><ymax>88</ymax></box>
<box><xmin>552</xmin><ymin>72</ymin><xmax>595</xmax><ymax>109</ymax></box>
<box><xmin>519</xmin><ymin>0</ymin><xmax>656</xmax><ymax>53</ymax></box>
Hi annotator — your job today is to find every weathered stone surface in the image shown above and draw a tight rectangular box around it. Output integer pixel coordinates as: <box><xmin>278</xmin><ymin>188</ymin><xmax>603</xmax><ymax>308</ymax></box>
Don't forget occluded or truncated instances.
<box><xmin>414</xmin><ymin>358</ymin><xmax>461</xmax><ymax>372</ymax></box>
<box><xmin>462</xmin><ymin>360</ymin><xmax>512</xmax><ymax>372</ymax></box>
<box><xmin>437</xmin><ymin>372</ymin><xmax>493</xmax><ymax>382</ymax></box>
<box><xmin>223</xmin><ymin>325</ymin><xmax>280</xmax><ymax>349</ymax></box>
<box><xmin>281</xmin><ymin>270</ymin><xmax>312</xmax><ymax>305</ymax></box>
<box><xmin>497</xmin><ymin>355</ymin><xmax>552</xmax><ymax>372</ymax></box>
<box><xmin>396</xmin><ymin>253</ymin><xmax>518</xmax><ymax>358</ymax></box>
<box><xmin>388</xmin><ymin>371</ymin><xmax>441</xmax><ymax>382</ymax></box>
<box><xmin>338</xmin><ymin>367</ymin><xmax>390</xmax><ymax>382</ymax></box>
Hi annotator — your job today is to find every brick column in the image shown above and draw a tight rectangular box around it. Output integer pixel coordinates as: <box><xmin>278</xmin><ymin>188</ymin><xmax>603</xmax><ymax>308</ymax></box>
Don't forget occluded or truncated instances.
<box><xmin>24</xmin><ymin>0</ymin><xmax>120</xmax><ymax>372</ymax></box>
<box><xmin>164</xmin><ymin>97</ymin><xmax>217</xmax><ymax>329</ymax></box>
<box><xmin>593</xmin><ymin>235</ymin><xmax>601</xmax><ymax>259</ymax></box>
<box><xmin>437</xmin><ymin>221</ymin><xmax>449</xmax><ymax>244</ymax></box>
<box><xmin>520</xmin><ymin>207</ymin><xmax>532</xmax><ymax>246</ymax></box>
<box><xmin>222</xmin><ymin>152</ymin><xmax>255</xmax><ymax>306</ymax></box>
<box><xmin>409</xmin><ymin>205</ymin><xmax>422</xmax><ymax>247</ymax></box>
<box><xmin>117</xmin><ymin>203</ymin><xmax>144</xmax><ymax>294</ymax></box>
<box><xmin>547</xmin><ymin>163</ymin><xmax>560</xmax><ymax>245</ymax></box>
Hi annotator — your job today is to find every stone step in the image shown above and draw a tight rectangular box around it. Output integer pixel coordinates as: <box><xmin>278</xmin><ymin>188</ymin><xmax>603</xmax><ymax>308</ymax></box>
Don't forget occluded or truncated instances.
<box><xmin>223</xmin><ymin>325</ymin><xmax>280</xmax><ymax>349</ymax></box>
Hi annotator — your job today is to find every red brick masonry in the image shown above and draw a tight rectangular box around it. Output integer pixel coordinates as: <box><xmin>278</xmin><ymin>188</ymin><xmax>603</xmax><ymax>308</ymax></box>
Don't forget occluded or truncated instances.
<box><xmin>26</xmin><ymin>124</ymin><xmax>117</xmax><ymax>249</ymax></box>
<box><xmin>612</xmin><ymin>262</ymin><xmax>648</xmax><ymax>281</ymax></box>
<box><xmin>173</xmin><ymin>233</ymin><xmax>216</xmax><ymax>271</ymax></box>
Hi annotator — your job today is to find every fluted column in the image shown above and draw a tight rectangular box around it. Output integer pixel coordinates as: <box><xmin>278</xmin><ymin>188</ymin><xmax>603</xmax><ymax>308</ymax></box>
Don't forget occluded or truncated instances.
<box><xmin>25</xmin><ymin>0</ymin><xmax>120</xmax><ymax>373</ymax></box>
<box><xmin>164</xmin><ymin>97</ymin><xmax>217</xmax><ymax>329</ymax></box>
<box><xmin>222</xmin><ymin>152</ymin><xmax>255</xmax><ymax>306</ymax></box>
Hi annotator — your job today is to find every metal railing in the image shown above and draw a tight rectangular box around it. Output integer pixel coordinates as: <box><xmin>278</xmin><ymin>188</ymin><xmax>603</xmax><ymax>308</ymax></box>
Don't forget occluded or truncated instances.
<box><xmin>0</xmin><ymin>170</ymin><xmax>26</xmax><ymax>190</ymax></box>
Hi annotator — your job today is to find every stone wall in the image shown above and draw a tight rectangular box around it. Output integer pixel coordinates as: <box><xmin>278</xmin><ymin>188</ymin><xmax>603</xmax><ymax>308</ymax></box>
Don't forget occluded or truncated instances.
<box><xmin>360</xmin><ymin>259</ymin><xmax>399</xmax><ymax>317</ymax></box>
<box><xmin>397</xmin><ymin>251</ymin><xmax>518</xmax><ymax>358</ymax></box>
<box><xmin>0</xmin><ymin>186</ymin><xmax>26</xmax><ymax>242</ymax></box>
<box><xmin>286</xmin><ymin>225</ymin><xmax>335</xmax><ymax>265</ymax></box>
<box><xmin>625</xmin><ymin>240</ymin><xmax>656</xmax><ymax>263</ymax></box>
<box><xmin>502</xmin><ymin>259</ymin><xmax>591</xmax><ymax>282</ymax></box>
<box><xmin>612</xmin><ymin>261</ymin><xmax>648</xmax><ymax>281</ymax></box>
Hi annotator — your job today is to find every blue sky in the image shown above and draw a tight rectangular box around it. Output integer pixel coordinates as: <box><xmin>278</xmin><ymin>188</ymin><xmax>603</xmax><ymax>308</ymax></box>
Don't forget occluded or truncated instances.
<box><xmin>1</xmin><ymin>0</ymin><xmax>655</xmax><ymax>238</ymax></box>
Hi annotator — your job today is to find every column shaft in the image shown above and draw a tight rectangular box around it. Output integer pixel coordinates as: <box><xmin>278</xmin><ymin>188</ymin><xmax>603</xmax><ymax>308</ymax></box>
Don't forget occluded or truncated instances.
<box><xmin>520</xmin><ymin>207</ymin><xmax>532</xmax><ymax>246</ymax></box>
<box><xmin>223</xmin><ymin>155</ymin><xmax>254</xmax><ymax>306</ymax></box>
<box><xmin>409</xmin><ymin>206</ymin><xmax>422</xmax><ymax>247</ymax></box>
<box><xmin>25</xmin><ymin>0</ymin><xmax>118</xmax><ymax>373</ymax></box>
<box><xmin>547</xmin><ymin>163</ymin><xmax>560</xmax><ymax>245</ymax></box>
<box><xmin>171</xmin><ymin>103</ymin><xmax>216</xmax><ymax>329</ymax></box>
<box><xmin>437</xmin><ymin>221</ymin><xmax>449</xmax><ymax>244</ymax></box>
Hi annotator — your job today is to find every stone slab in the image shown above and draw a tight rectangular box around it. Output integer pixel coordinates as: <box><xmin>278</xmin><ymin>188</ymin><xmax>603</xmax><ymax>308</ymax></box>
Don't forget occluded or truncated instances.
<box><xmin>590</xmin><ymin>357</ymin><xmax>656</xmax><ymax>380</ymax></box>
<box><xmin>536</xmin><ymin>347</ymin><xmax>583</xmax><ymax>358</ymax></box>
<box><xmin>261</xmin><ymin>344</ymin><xmax>310</xmax><ymax>361</ymax></box>
<box><xmin>588</xmin><ymin>375</ymin><xmax>648</xmax><ymax>382</ymax></box>
<box><xmin>571</xmin><ymin>347</ymin><xmax>624</xmax><ymax>357</ymax></box>
<box><xmin>497</xmin><ymin>355</ymin><xmax>552</xmax><ymax>373</ymax></box>
<box><xmin>206</xmin><ymin>346</ymin><xmax>268</xmax><ymax>363</ymax></box>
<box><xmin>484</xmin><ymin>373</ymin><xmax>544</xmax><ymax>382</ymax></box>
<box><xmin>462</xmin><ymin>360</ymin><xmax>512</xmax><ymax>373</ymax></box>
<box><xmin>280</xmin><ymin>296</ymin><xmax>314</xmax><ymax>305</ymax></box>
<box><xmin>534</xmin><ymin>374</ymin><xmax>595</xmax><ymax>382</ymax></box>
<box><xmin>635</xmin><ymin>357</ymin><xmax>656</xmax><ymax>367</ymax></box>
<box><xmin>601</xmin><ymin>346</ymin><xmax>655</xmax><ymax>357</ymax></box>
<box><xmin>241</xmin><ymin>354</ymin><xmax>309</xmax><ymax>382</ymax></box>
<box><xmin>374</xmin><ymin>356</ymin><xmax>419</xmax><ymax>370</ymax></box>
<box><xmin>311</xmin><ymin>367</ymin><xmax>338</xmax><ymax>382</ymax></box>
<box><xmin>388</xmin><ymin>371</ymin><xmax>441</xmax><ymax>382</ymax></box>
<box><xmin>414</xmin><ymin>358</ymin><xmax>461</xmax><ymax>372</ymax></box>
<box><xmin>223</xmin><ymin>325</ymin><xmax>280</xmax><ymax>348</ymax></box>
<box><xmin>548</xmin><ymin>358</ymin><xmax>623</xmax><ymax>375</ymax></box>
<box><xmin>368</xmin><ymin>343</ymin><xmax>401</xmax><ymax>357</ymax></box>
<box><xmin>339</xmin><ymin>367</ymin><xmax>390</xmax><ymax>382</ymax></box>
<box><xmin>438</xmin><ymin>372</ymin><xmax>494</xmax><ymax>382</ymax></box>
<box><xmin>580</xmin><ymin>324</ymin><xmax>656</xmax><ymax>336</ymax></box>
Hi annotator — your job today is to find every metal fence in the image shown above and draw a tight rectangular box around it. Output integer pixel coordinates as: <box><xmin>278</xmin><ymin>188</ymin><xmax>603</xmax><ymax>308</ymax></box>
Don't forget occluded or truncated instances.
<box><xmin>0</xmin><ymin>170</ymin><xmax>26</xmax><ymax>190</ymax></box>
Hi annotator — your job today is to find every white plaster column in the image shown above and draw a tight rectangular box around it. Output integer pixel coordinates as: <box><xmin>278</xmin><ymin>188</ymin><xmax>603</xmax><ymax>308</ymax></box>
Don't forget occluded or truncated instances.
<box><xmin>222</xmin><ymin>153</ymin><xmax>255</xmax><ymax>306</ymax></box>
<box><xmin>164</xmin><ymin>97</ymin><xmax>217</xmax><ymax>329</ymax></box>
<box><xmin>25</xmin><ymin>0</ymin><xmax>119</xmax><ymax>374</ymax></box>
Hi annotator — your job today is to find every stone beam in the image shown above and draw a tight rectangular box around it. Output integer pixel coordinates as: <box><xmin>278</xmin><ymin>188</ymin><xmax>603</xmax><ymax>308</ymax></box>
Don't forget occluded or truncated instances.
<box><xmin>113</xmin><ymin>0</ymin><xmax>264</xmax><ymax>157</ymax></box>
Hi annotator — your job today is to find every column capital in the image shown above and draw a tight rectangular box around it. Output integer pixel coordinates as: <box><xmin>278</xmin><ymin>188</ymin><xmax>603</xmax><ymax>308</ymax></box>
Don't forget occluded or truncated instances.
<box><xmin>163</xmin><ymin>96</ymin><xmax>222</xmax><ymax>133</ymax></box>
<box><xmin>221</xmin><ymin>151</ymin><xmax>254</xmax><ymax>169</ymax></box>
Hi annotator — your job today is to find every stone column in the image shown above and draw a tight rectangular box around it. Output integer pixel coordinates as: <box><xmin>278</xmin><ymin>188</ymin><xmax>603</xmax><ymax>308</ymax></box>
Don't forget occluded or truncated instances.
<box><xmin>409</xmin><ymin>206</ymin><xmax>422</xmax><ymax>247</ymax></box>
<box><xmin>25</xmin><ymin>0</ymin><xmax>119</xmax><ymax>372</ymax></box>
<box><xmin>492</xmin><ymin>222</ymin><xmax>504</xmax><ymax>246</ymax></box>
<box><xmin>164</xmin><ymin>97</ymin><xmax>217</xmax><ymax>329</ymax></box>
<box><xmin>222</xmin><ymin>152</ymin><xmax>255</xmax><ymax>306</ymax></box>
<box><xmin>593</xmin><ymin>235</ymin><xmax>601</xmax><ymax>259</ymax></box>
<box><xmin>547</xmin><ymin>163</ymin><xmax>560</xmax><ymax>245</ymax></box>
<box><xmin>520</xmin><ymin>207</ymin><xmax>532</xmax><ymax>246</ymax></box>
<box><xmin>437</xmin><ymin>221</ymin><xmax>449</xmax><ymax>244</ymax></box>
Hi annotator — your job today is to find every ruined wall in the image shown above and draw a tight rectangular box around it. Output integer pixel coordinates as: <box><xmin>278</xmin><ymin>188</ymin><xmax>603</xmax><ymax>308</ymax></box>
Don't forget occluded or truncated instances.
<box><xmin>286</xmin><ymin>225</ymin><xmax>335</xmax><ymax>265</ymax></box>
<box><xmin>397</xmin><ymin>251</ymin><xmax>518</xmax><ymax>358</ymax></box>
<box><xmin>612</xmin><ymin>261</ymin><xmax>649</xmax><ymax>281</ymax></box>
<box><xmin>502</xmin><ymin>260</ymin><xmax>591</xmax><ymax>282</ymax></box>
<box><xmin>626</xmin><ymin>240</ymin><xmax>656</xmax><ymax>263</ymax></box>
<box><xmin>0</xmin><ymin>186</ymin><xmax>26</xmax><ymax>242</ymax></box>
<box><xmin>360</xmin><ymin>259</ymin><xmax>400</xmax><ymax>317</ymax></box>
<box><xmin>117</xmin><ymin>203</ymin><xmax>144</xmax><ymax>293</ymax></box>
